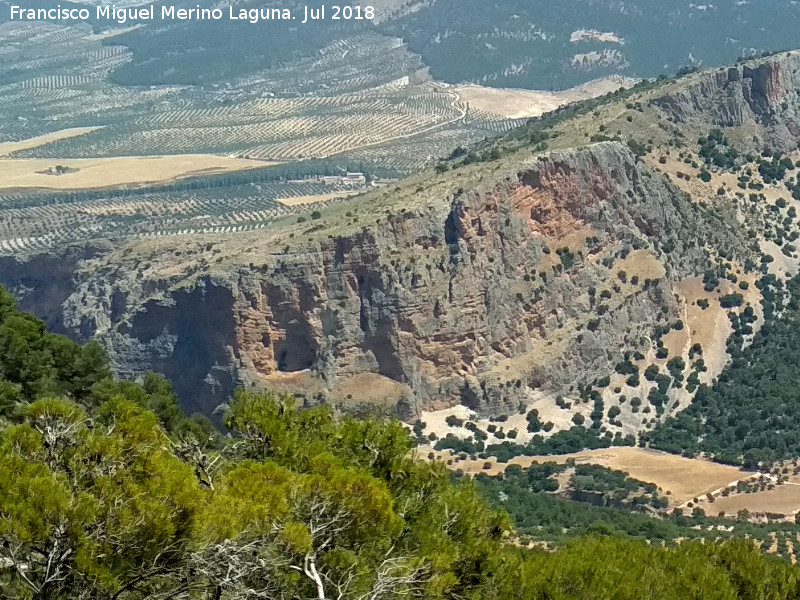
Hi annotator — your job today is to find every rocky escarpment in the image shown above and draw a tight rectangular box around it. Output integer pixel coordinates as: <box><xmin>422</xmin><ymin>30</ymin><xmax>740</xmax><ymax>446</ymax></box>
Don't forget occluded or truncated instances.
<box><xmin>0</xmin><ymin>244</ymin><xmax>108</xmax><ymax>337</ymax></box>
<box><xmin>652</xmin><ymin>50</ymin><xmax>800</xmax><ymax>152</ymax></box>
<box><xmin>20</xmin><ymin>142</ymin><xmax>749</xmax><ymax>418</ymax></box>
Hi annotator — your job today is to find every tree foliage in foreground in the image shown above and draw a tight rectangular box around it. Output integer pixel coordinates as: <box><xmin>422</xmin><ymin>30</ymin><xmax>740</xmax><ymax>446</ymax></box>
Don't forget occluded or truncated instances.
<box><xmin>1</xmin><ymin>390</ymin><xmax>511</xmax><ymax>600</ymax></box>
<box><xmin>3</xmin><ymin>286</ymin><xmax>800</xmax><ymax>599</ymax></box>
<box><xmin>5</xmin><ymin>392</ymin><xmax>800</xmax><ymax>600</ymax></box>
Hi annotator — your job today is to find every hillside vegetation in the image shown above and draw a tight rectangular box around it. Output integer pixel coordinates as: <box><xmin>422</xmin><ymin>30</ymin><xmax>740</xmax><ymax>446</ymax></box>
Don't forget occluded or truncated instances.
<box><xmin>645</xmin><ymin>272</ymin><xmax>800</xmax><ymax>467</ymax></box>
<box><xmin>3</xmin><ymin>288</ymin><xmax>800</xmax><ymax>598</ymax></box>
<box><xmin>10</xmin><ymin>50</ymin><xmax>800</xmax><ymax>432</ymax></box>
<box><xmin>471</xmin><ymin>460</ymin><xmax>800</xmax><ymax>561</ymax></box>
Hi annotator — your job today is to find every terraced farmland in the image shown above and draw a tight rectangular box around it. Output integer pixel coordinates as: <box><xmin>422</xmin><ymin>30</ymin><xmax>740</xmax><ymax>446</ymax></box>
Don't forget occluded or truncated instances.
<box><xmin>0</xmin><ymin>24</ymin><xmax>472</xmax><ymax>172</ymax></box>
<box><xmin>0</xmin><ymin>18</ymin><xmax>617</xmax><ymax>177</ymax></box>
<box><xmin>0</xmin><ymin>20</ymin><xmax>631</xmax><ymax>254</ymax></box>
<box><xmin>0</xmin><ymin>179</ymin><xmax>366</xmax><ymax>255</ymax></box>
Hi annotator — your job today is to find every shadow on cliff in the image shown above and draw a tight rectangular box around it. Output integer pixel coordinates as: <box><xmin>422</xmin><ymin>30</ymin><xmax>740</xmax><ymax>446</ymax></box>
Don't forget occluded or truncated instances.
<box><xmin>122</xmin><ymin>279</ymin><xmax>238</xmax><ymax>417</ymax></box>
<box><xmin>0</xmin><ymin>245</ymin><xmax>105</xmax><ymax>336</ymax></box>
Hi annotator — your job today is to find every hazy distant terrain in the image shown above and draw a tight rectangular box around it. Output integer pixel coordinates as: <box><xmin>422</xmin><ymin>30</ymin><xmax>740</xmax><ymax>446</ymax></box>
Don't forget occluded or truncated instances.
<box><xmin>5</xmin><ymin>0</ymin><xmax>799</xmax><ymax>91</ymax></box>
<box><xmin>83</xmin><ymin>0</ymin><xmax>800</xmax><ymax>90</ymax></box>
<box><xmin>3</xmin><ymin>0</ymin><xmax>799</xmax><ymax>255</ymax></box>
<box><xmin>388</xmin><ymin>0</ymin><xmax>800</xmax><ymax>89</ymax></box>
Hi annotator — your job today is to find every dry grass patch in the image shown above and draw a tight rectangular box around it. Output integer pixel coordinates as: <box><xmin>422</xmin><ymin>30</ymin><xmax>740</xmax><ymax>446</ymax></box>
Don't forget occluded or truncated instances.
<box><xmin>676</xmin><ymin>266</ymin><xmax>761</xmax><ymax>378</ymax></box>
<box><xmin>0</xmin><ymin>155</ymin><xmax>276</xmax><ymax>190</ymax></box>
<box><xmin>328</xmin><ymin>373</ymin><xmax>411</xmax><ymax>407</ymax></box>
<box><xmin>703</xmin><ymin>485</ymin><xmax>800</xmax><ymax>518</ymax></box>
<box><xmin>454</xmin><ymin>76</ymin><xmax>635</xmax><ymax>120</ymax></box>
<box><xmin>438</xmin><ymin>446</ymin><xmax>743</xmax><ymax>506</ymax></box>
<box><xmin>676</xmin><ymin>277</ymin><xmax>732</xmax><ymax>380</ymax></box>
<box><xmin>613</xmin><ymin>249</ymin><xmax>666</xmax><ymax>285</ymax></box>
<box><xmin>0</xmin><ymin>127</ymin><xmax>102</xmax><ymax>156</ymax></box>
<box><xmin>660</xmin><ymin>326</ymin><xmax>690</xmax><ymax>361</ymax></box>
<box><xmin>278</xmin><ymin>191</ymin><xmax>363</xmax><ymax>206</ymax></box>
<box><xmin>644</xmin><ymin>153</ymin><xmax>722</xmax><ymax>202</ymax></box>
<box><xmin>762</xmin><ymin>239</ymin><xmax>800</xmax><ymax>278</ymax></box>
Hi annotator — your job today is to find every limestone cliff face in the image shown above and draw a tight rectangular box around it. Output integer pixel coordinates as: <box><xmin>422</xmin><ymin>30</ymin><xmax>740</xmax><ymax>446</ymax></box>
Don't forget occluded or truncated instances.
<box><xmin>652</xmin><ymin>51</ymin><xmax>800</xmax><ymax>150</ymax></box>
<box><xmin>7</xmin><ymin>52</ymin><xmax>800</xmax><ymax>427</ymax></box>
<box><xmin>0</xmin><ymin>245</ymin><xmax>107</xmax><ymax>337</ymax></box>
<box><xmin>9</xmin><ymin>142</ymin><xmax>747</xmax><ymax>417</ymax></box>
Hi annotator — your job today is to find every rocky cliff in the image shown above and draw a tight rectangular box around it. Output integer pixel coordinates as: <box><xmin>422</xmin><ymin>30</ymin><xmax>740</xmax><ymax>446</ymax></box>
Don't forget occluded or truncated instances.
<box><xmin>10</xmin><ymin>51</ymin><xmax>800</xmax><ymax>427</ymax></box>
<box><xmin>652</xmin><ymin>50</ymin><xmax>800</xmax><ymax>151</ymax></box>
<box><xmin>2</xmin><ymin>140</ymin><xmax>749</xmax><ymax>420</ymax></box>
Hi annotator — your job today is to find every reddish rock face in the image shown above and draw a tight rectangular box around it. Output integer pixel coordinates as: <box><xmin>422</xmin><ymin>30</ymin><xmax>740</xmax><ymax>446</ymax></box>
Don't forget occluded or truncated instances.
<box><xmin>6</xmin><ymin>53</ymin><xmax>800</xmax><ymax>420</ymax></box>
<box><xmin>23</xmin><ymin>50</ymin><xmax>800</xmax><ymax>417</ymax></box>
<box><xmin>743</xmin><ymin>61</ymin><xmax>787</xmax><ymax>107</ymax></box>
<box><xmin>511</xmin><ymin>159</ymin><xmax>618</xmax><ymax>238</ymax></box>
<box><xmin>8</xmin><ymin>139</ymin><xmax>758</xmax><ymax>418</ymax></box>
<box><xmin>117</xmin><ymin>142</ymin><xmax>733</xmax><ymax>416</ymax></box>
<box><xmin>7</xmin><ymin>126</ymin><xmax>758</xmax><ymax>419</ymax></box>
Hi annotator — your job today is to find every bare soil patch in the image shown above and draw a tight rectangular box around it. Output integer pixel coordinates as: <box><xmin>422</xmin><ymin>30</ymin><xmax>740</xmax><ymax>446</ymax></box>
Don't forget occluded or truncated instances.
<box><xmin>707</xmin><ymin>485</ymin><xmax>800</xmax><ymax>518</ymax></box>
<box><xmin>676</xmin><ymin>277</ymin><xmax>732</xmax><ymax>383</ymax></box>
<box><xmin>454</xmin><ymin>76</ymin><xmax>636</xmax><ymax>120</ymax></box>
<box><xmin>328</xmin><ymin>373</ymin><xmax>412</xmax><ymax>407</ymax></box>
<box><xmin>278</xmin><ymin>191</ymin><xmax>362</xmax><ymax>206</ymax></box>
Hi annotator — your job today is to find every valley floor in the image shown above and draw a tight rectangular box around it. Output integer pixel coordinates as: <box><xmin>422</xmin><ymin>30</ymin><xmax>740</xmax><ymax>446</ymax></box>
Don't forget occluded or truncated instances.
<box><xmin>430</xmin><ymin>445</ymin><xmax>800</xmax><ymax>522</ymax></box>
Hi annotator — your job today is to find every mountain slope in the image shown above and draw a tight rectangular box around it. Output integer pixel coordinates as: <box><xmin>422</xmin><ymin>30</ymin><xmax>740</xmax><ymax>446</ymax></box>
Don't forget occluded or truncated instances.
<box><xmin>5</xmin><ymin>51</ymin><xmax>800</xmax><ymax>441</ymax></box>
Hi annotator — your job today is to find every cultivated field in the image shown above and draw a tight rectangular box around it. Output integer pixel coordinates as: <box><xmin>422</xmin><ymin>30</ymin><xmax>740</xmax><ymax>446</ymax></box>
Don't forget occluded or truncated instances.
<box><xmin>706</xmin><ymin>485</ymin><xmax>800</xmax><ymax>518</ymax></box>
<box><xmin>0</xmin><ymin>24</ymin><xmax>477</xmax><ymax>173</ymax></box>
<box><xmin>431</xmin><ymin>446</ymin><xmax>745</xmax><ymax>506</ymax></box>
<box><xmin>0</xmin><ymin>155</ymin><xmax>274</xmax><ymax>190</ymax></box>
<box><xmin>0</xmin><ymin>127</ymin><xmax>101</xmax><ymax>156</ymax></box>
<box><xmin>0</xmin><ymin>178</ymin><xmax>367</xmax><ymax>254</ymax></box>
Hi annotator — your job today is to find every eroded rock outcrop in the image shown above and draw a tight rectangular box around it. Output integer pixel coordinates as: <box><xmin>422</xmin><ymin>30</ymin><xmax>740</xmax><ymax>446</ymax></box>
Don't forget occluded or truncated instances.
<box><xmin>652</xmin><ymin>51</ymin><xmax>800</xmax><ymax>150</ymax></box>
<box><xmin>6</xmin><ymin>141</ymin><xmax>749</xmax><ymax>418</ymax></box>
<box><xmin>14</xmin><ymin>50</ymin><xmax>800</xmax><ymax>419</ymax></box>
